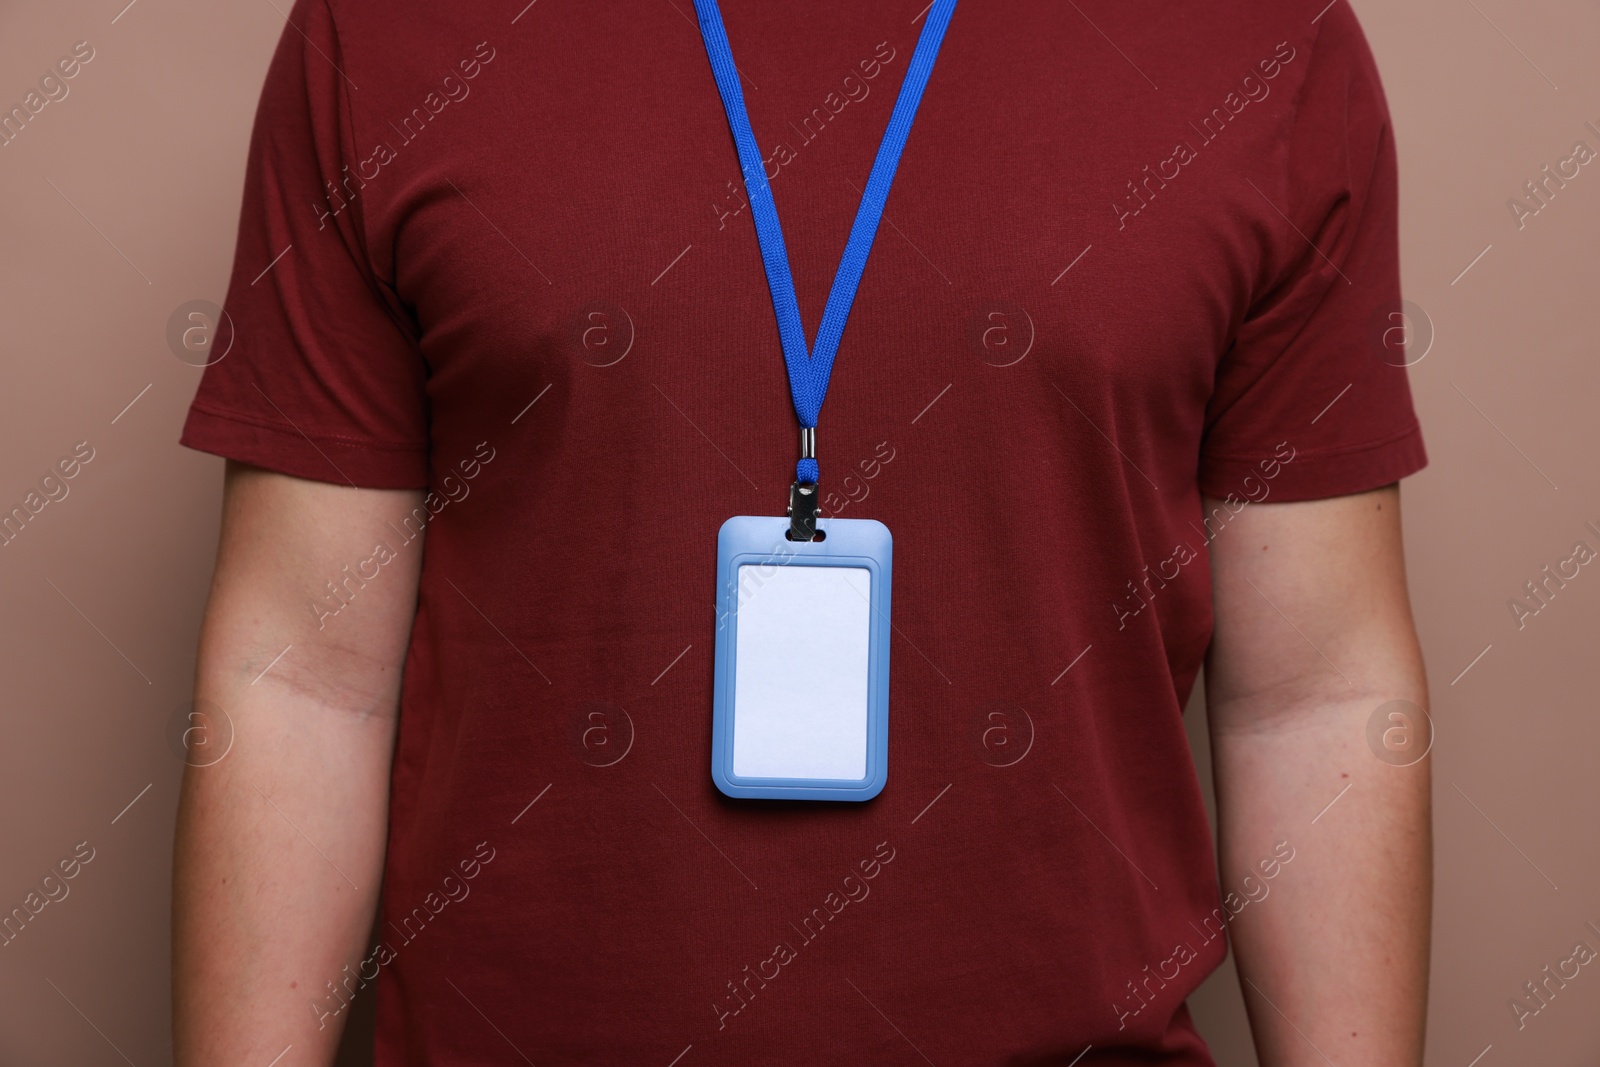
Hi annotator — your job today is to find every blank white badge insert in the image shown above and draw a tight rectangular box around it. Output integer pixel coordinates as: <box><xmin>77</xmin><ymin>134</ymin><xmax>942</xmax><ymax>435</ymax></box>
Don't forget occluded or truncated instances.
<box><xmin>731</xmin><ymin>563</ymin><xmax>871</xmax><ymax>780</ymax></box>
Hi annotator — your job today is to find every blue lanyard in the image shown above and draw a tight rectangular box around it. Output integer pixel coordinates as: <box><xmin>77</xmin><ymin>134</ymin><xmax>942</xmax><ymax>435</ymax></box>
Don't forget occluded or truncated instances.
<box><xmin>693</xmin><ymin>0</ymin><xmax>958</xmax><ymax>491</ymax></box>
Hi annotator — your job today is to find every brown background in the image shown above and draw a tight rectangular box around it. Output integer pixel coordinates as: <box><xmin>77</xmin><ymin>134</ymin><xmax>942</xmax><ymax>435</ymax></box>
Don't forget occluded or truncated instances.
<box><xmin>0</xmin><ymin>1</ymin><xmax>1596</xmax><ymax>1064</ymax></box>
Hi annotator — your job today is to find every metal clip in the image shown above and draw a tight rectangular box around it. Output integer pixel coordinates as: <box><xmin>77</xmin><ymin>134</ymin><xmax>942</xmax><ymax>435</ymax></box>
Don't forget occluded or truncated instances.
<box><xmin>788</xmin><ymin>480</ymin><xmax>819</xmax><ymax>541</ymax></box>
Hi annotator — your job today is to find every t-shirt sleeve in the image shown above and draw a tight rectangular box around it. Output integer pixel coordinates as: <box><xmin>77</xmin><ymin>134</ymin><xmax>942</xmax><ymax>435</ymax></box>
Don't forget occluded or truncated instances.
<box><xmin>179</xmin><ymin>0</ymin><xmax>430</xmax><ymax>489</ymax></box>
<box><xmin>1198</xmin><ymin>4</ymin><xmax>1426</xmax><ymax>504</ymax></box>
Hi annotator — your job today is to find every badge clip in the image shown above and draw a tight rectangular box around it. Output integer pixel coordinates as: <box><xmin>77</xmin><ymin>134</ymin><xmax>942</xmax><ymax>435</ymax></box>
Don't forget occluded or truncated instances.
<box><xmin>788</xmin><ymin>480</ymin><xmax>818</xmax><ymax>541</ymax></box>
<box><xmin>788</xmin><ymin>426</ymin><xmax>819</xmax><ymax>541</ymax></box>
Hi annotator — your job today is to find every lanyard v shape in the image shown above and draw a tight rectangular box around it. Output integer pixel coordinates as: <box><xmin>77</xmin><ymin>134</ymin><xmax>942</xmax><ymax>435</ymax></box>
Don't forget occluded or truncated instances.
<box><xmin>693</xmin><ymin>0</ymin><xmax>959</xmax><ymax>536</ymax></box>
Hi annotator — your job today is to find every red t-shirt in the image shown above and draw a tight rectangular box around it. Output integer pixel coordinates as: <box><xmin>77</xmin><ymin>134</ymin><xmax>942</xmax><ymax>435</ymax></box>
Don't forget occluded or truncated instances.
<box><xmin>182</xmin><ymin>1</ymin><xmax>1426</xmax><ymax>1062</ymax></box>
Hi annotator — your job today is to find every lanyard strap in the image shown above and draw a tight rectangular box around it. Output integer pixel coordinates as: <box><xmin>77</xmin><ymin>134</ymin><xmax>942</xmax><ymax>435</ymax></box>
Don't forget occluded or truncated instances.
<box><xmin>693</xmin><ymin>0</ymin><xmax>958</xmax><ymax>492</ymax></box>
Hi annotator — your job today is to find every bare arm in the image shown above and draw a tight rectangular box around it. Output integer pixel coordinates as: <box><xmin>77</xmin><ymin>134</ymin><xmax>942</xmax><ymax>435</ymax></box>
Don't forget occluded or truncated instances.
<box><xmin>173</xmin><ymin>461</ymin><xmax>424</xmax><ymax>1065</ymax></box>
<box><xmin>1205</xmin><ymin>484</ymin><xmax>1431</xmax><ymax>1066</ymax></box>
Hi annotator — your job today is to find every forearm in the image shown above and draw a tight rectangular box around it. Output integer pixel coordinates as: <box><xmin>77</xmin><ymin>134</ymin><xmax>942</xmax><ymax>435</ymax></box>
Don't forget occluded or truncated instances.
<box><xmin>173</xmin><ymin>659</ymin><xmax>399</xmax><ymax>1065</ymax></box>
<box><xmin>1211</xmin><ymin>686</ymin><xmax>1431</xmax><ymax>1067</ymax></box>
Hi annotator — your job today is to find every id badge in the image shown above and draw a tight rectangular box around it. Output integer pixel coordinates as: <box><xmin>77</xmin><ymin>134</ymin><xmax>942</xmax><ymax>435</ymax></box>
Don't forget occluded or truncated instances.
<box><xmin>712</xmin><ymin>516</ymin><xmax>892</xmax><ymax>801</ymax></box>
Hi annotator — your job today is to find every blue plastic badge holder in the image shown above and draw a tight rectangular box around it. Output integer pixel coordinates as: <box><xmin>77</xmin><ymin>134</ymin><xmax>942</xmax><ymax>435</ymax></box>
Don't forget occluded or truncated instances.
<box><xmin>712</xmin><ymin>516</ymin><xmax>892</xmax><ymax>801</ymax></box>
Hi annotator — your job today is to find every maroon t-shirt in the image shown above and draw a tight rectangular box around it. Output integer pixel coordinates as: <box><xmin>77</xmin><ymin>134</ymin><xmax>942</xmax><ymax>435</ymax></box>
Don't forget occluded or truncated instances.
<box><xmin>182</xmin><ymin>1</ymin><xmax>1426</xmax><ymax>1062</ymax></box>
